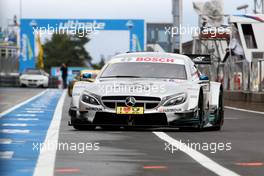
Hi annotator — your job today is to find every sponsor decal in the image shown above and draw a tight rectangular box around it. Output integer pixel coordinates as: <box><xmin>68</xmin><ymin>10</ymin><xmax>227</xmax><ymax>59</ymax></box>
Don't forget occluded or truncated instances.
<box><xmin>158</xmin><ymin>107</ymin><xmax>182</xmax><ymax>113</ymax></box>
<box><xmin>116</xmin><ymin>106</ymin><xmax>144</xmax><ymax>114</ymax></box>
<box><xmin>136</xmin><ymin>57</ymin><xmax>175</xmax><ymax>63</ymax></box>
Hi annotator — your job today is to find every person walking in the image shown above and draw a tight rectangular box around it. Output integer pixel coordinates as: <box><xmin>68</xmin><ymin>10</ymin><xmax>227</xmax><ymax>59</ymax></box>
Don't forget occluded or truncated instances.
<box><xmin>60</xmin><ymin>63</ymin><xmax>68</xmax><ymax>89</ymax></box>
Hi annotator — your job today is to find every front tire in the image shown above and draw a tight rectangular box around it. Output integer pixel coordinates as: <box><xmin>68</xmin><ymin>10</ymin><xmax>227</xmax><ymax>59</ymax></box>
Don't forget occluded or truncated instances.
<box><xmin>69</xmin><ymin>110</ymin><xmax>95</xmax><ymax>130</ymax></box>
<box><xmin>73</xmin><ymin>124</ymin><xmax>95</xmax><ymax>131</ymax></box>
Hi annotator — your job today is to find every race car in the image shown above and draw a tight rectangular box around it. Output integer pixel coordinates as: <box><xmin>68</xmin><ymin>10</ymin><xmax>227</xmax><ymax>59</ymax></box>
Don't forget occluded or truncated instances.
<box><xmin>69</xmin><ymin>52</ymin><xmax>224</xmax><ymax>131</ymax></box>
<box><xmin>19</xmin><ymin>69</ymin><xmax>49</xmax><ymax>88</ymax></box>
<box><xmin>68</xmin><ymin>70</ymin><xmax>100</xmax><ymax>97</ymax></box>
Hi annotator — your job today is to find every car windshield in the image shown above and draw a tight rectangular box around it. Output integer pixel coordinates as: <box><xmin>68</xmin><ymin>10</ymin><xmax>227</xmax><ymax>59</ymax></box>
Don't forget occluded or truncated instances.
<box><xmin>25</xmin><ymin>70</ymin><xmax>42</xmax><ymax>75</ymax></box>
<box><xmin>100</xmin><ymin>62</ymin><xmax>187</xmax><ymax>80</ymax></box>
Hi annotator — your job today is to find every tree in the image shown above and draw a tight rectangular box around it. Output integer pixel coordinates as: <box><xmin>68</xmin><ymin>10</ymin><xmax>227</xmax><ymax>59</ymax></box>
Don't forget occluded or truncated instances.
<box><xmin>43</xmin><ymin>33</ymin><xmax>92</xmax><ymax>72</ymax></box>
<box><xmin>92</xmin><ymin>55</ymin><xmax>106</xmax><ymax>69</ymax></box>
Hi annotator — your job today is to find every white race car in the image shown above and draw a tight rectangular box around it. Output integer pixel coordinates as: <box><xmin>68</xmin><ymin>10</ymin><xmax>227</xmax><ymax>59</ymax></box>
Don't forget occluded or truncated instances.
<box><xmin>19</xmin><ymin>69</ymin><xmax>49</xmax><ymax>88</ymax></box>
<box><xmin>69</xmin><ymin>52</ymin><xmax>224</xmax><ymax>131</ymax></box>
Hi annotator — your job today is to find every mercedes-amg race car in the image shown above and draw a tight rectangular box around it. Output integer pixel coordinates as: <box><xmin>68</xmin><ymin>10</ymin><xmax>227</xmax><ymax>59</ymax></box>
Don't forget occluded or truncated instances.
<box><xmin>69</xmin><ymin>52</ymin><xmax>224</xmax><ymax>131</ymax></box>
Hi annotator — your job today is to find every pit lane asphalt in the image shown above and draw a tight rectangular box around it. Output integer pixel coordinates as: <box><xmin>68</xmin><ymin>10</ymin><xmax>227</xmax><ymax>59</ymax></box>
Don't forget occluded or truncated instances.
<box><xmin>55</xmin><ymin>95</ymin><xmax>264</xmax><ymax>176</ymax></box>
<box><xmin>0</xmin><ymin>88</ymin><xmax>45</xmax><ymax>113</ymax></box>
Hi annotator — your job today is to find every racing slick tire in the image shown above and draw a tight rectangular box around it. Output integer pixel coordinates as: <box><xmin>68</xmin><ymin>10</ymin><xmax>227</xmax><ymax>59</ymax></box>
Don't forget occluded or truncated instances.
<box><xmin>72</xmin><ymin>124</ymin><xmax>95</xmax><ymax>131</ymax></box>
<box><xmin>211</xmin><ymin>90</ymin><xmax>224</xmax><ymax>131</ymax></box>
<box><xmin>101</xmin><ymin>126</ymin><xmax>120</xmax><ymax>130</ymax></box>
<box><xmin>194</xmin><ymin>91</ymin><xmax>204</xmax><ymax>131</ymax></box>
<box><xmin>69</xmin><ymin>110</ymin><xmax>95</xmax><ymax>130</ymax></box>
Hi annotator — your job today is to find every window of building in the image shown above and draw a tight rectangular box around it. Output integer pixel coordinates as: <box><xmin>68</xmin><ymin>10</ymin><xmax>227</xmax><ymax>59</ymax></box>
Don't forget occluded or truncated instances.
<box><xmin>1</xmin><ymin>49</ymin><xmax>6</xmax><ymax>57</ymax></box>
<box><xmin>158</xmin><ymin>30</ymin><xmax>167</xmax><ymax>43</ymax></box>
<box><xmin>241</xmin><ymin>24</ymin><xmax>257</xmax><ymax>49</ymax></box>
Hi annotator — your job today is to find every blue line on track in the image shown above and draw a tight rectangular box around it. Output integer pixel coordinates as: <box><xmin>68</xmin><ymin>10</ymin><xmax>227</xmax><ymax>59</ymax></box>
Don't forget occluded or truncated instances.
<box><xmin>0</xmin><ymin>89</ymin><xmax>62</xmax><ymax>176</ymax></box>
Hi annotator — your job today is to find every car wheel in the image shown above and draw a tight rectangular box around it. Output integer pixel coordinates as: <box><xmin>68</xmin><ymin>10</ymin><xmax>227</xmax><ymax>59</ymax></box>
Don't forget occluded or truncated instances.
<box><xmin>69</xmin><ymin>110</ymin><xmax>95</xmax><ymax>130</ymax></box>
<box><xmin>211</xmin><ymin>90</ymin><xmax>224</xmax><ymax>131</ymax></box>
<box><xmin>102</xmin><ymin>126</ymin><xmax>120</xmax><ymax>130</ymax></box>
<box><xmin>72</xmin><ymin>124</ymin><xmax>95</xmax><ymax>130</ymax></box>
<box><xmin>194</xmin><ymin>91</ymin><xmax>204</xmax><ymax>131</ymax></box>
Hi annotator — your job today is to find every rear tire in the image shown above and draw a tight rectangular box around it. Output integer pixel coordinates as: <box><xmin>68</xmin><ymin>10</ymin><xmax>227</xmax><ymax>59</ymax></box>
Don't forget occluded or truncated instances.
<box><xmin>194</xmin><ymin>91</ymin><xmax>204</xmax><ymax>131</ymax></box>
<box><xmin>211</xmin><ymin>90</ymin><xmax>224</xmax><ymax>131</ymax></box>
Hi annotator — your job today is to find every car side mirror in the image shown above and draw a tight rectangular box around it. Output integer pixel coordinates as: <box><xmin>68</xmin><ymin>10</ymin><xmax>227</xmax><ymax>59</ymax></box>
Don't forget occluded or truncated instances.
<box><xmin>199</xmin><ymin>74</ymin><xmax>209</xmax><ymax>81</ymax></box>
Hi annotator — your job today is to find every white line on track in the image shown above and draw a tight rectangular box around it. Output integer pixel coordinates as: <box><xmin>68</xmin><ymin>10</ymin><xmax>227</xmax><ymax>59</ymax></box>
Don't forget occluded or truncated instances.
<box><xmin>0</xmin><ymin>138</ymin><xmax>12</xmax><ymax>144</ymax></box>
<box><xmin>26</xmin><ymin>110</ymin><xmax>44</xmax><ymax>113</ymax></box>
<box><xmin>25</xmin><ymin>108</ymin><xmax>43</xmax><ymax>111</ymax></box>
<box><xmin>2</xmin><ymin>123</ymin><xmax>29</xmax><ymax>127</ymax></box>
<box><xmin>153</xmin><ymin>132</ymin><xmax>240</xmax><ymax>176</ymax></box>
<box><xmin>0</xmin><ymin>129</ymin><xmax>30</xmax><ymax>134</ymax></box>
<box><xmin>0</xmin><ymin>89</ymin><xmax>48</xmax><ymax>118</ymax></box>
<box><xmin>225</xmin><ymin>106</ymin><xmax>264</xmax><ymax>115</ymax></box>
<box><xmin>0</xmin><ymin>151</ymin><xmax>14</xmax><ymax>159</ymax></box>
<box><xmin>16</xmin><ymin>118</ymin><xmax>39</xmax><ymax>121</ymax></box>
<box><xmin>33</xmin><ymin>90</ymin><xmax>66</xmax><ymax>176</ymax></box>
<box><xmin>16</xmin><ymin>114</ymin><xmax>36</xmax><ymax>117</ymax></box>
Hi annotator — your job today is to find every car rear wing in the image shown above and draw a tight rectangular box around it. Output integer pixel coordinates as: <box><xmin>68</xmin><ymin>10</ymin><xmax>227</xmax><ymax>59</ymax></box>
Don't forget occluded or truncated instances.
<box><xmin>185</xmin><ymin>54</ymin><xmax>211</xmax><ymax>65</ymax></box>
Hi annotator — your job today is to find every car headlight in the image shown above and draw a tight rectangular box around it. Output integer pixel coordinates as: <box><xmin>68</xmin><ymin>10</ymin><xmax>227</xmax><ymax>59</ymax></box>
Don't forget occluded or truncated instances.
<box><xmin>82</xmin><ymin>94</ymin><xmax>100</xmax><ymax>105</ymax></box>
<box><xmin>163</xmin><ymin>93</ymin><xmax>187</xmax><ymax>106</ymax></box>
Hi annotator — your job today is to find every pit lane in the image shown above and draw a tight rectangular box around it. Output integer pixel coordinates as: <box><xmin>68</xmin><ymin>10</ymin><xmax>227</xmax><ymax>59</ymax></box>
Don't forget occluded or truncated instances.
<box><xmin>0</xmin><ymin>88</ymin><xmax>264</xmax><ymax>176</ymax></box>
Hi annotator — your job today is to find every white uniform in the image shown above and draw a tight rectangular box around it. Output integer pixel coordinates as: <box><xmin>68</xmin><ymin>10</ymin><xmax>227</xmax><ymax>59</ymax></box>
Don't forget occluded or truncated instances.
<box><xmin>229</xmin><ymin>37</ymin><xmax>244</xmax><ymax>56</ymax></box>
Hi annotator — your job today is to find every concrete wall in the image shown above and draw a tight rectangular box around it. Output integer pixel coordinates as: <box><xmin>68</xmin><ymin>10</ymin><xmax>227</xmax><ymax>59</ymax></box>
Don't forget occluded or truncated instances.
<box><xmin>224</xmin><ymin>90</ymin><xmax>264</xmax><ymax>103</ymax></box>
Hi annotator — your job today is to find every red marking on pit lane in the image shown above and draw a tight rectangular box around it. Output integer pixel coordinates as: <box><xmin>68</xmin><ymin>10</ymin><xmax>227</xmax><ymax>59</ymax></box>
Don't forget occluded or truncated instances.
<box><xmin>143</xmin><ymin>166</ymin><xmax>168</xmax><ymax>169</ymax></box>
<box><xmin>55</xmin><ymin>168</ymin><xmax>80</xmax><ymax>173</ymax></box>
<box><xmin>236</xmin><ymin>162</ymin><xmax>264</xmax><ymax>166</ymax></box>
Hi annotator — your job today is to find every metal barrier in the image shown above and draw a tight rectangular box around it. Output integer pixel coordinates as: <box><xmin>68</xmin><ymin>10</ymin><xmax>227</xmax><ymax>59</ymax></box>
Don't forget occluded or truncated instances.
<box><xmin>218</xmin><ymin>56</ymin><xmax>264</xmax><ymax>92</ymax></box>
<box><xmin>258</xmin><ymin>59</ymin><xmax>264</xmax><ymax>92</ymax></box>
<box><xmin>0</xmin><ymin>56</ymin><xmax>19</xmax><ymax>74</ymax></box>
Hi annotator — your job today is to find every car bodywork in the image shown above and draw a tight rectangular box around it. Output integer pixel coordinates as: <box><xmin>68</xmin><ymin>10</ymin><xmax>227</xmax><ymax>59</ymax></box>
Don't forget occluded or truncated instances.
<box><xmin>69</xmin><ymin>52</ymin><xmax>224</xmax><ymax>130</ymax></box>
<box><xmin>19</xmin><ymin>69</ymin><xmax>49</xmax><ymax>88</ymax></box>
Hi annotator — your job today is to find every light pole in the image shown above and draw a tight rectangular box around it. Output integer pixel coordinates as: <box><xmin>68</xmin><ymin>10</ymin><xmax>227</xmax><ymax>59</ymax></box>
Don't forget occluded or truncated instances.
<box><xmin>126</xmin><ymin>20</ymin><xmax>134</xmax><ymax>52</ymax></box>
<box><xmin>172</xmin><ymin>0</ymin><xmax>182</xmax><ymax>54</ymax></box>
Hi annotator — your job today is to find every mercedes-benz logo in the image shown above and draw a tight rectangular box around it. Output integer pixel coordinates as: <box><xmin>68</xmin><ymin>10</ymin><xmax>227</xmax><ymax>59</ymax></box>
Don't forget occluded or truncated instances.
<box><xmin>125</xmin><ymin>97</ymin><xmax>136</xmax><ymax>107</ymax></box>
